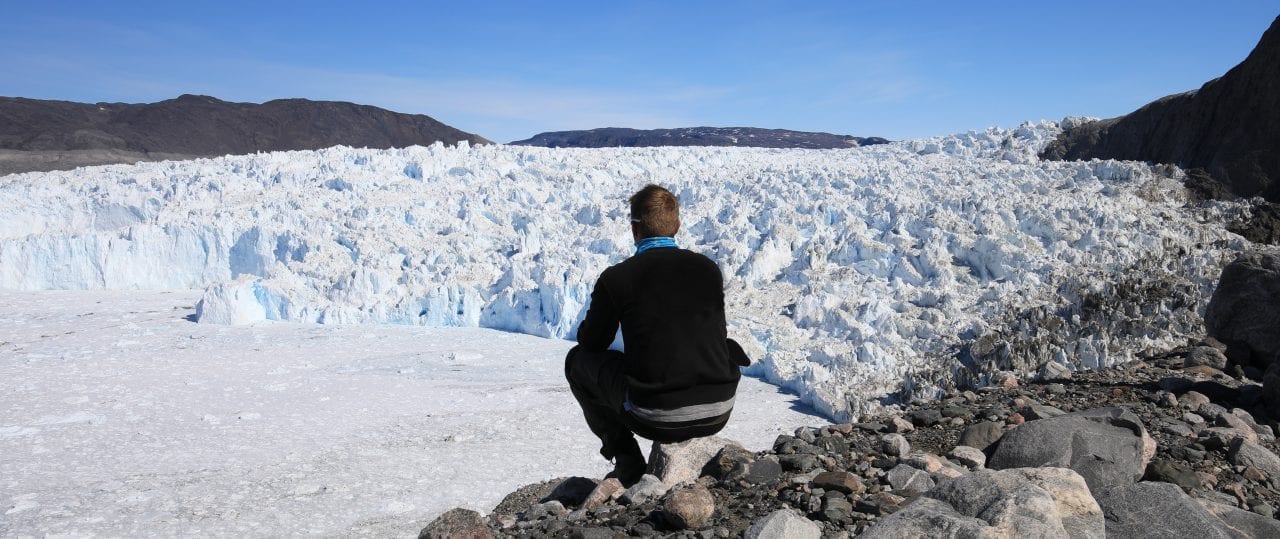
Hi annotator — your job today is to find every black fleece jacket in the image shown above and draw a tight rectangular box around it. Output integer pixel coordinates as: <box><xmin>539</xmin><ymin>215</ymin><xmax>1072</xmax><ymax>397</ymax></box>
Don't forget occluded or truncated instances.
<box><xmin>576</xmin><ymin>246</ymin><xmax>746</xmax><ymax>411</ymax></box>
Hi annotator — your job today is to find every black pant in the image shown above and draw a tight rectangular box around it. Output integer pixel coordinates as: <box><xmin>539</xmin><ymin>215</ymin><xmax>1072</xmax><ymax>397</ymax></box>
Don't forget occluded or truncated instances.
<box><xmin>564</xmin><ymin>345</ymin><xmax>642</xmax><ymax>460</ymax></box>
<box><xmin>565</xmin><ymin>345</ymin><xmax>734</xmax><ymax>460</ymax></box>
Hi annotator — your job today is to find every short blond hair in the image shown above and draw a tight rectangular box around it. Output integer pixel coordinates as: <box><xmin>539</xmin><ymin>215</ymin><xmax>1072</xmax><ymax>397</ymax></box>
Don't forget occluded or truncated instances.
<box><xmin>629</xmin><ymin>184</ymin><xmax>680</xmax><ymax>238</ymax></box>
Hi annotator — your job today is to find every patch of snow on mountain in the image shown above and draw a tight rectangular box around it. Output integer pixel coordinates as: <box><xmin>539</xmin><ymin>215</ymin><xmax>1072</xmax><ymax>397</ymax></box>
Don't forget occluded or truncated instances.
<box><xmin>0</xmin><ymin>123</ymin><xmax>1248</xmax><ymax>419</ymax></box>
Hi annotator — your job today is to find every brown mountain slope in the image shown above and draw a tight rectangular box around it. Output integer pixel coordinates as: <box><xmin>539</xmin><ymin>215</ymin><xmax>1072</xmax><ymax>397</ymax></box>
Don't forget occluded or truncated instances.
<box><xmin>0</xmin><ymin>94</ymin><xmax>489</xmax><ymax>174</ymax></box>
<box><xmin>1042</xmin><ymin>16</ymin><xmax>1280</xmax><ymax>203</ymax></box>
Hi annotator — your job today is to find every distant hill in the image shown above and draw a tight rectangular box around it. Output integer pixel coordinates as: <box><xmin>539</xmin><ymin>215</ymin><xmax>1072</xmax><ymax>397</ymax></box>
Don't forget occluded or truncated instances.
<box><xmin>509</xmin><ymin>127</ymin><xmax>889</xmax><ymax>149</ymax></box>
<box><xmin>0</xmin><ymin>94</ymin><xmax>489</xmax><ymax>175</ymax></box>
<box><xmin>1041</xmin><ymin>16</ymin><xmax>1280</xmax><ymax>203</ymax></box>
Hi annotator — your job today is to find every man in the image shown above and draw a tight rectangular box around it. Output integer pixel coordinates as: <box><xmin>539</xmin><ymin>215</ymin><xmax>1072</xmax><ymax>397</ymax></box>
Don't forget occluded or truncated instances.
<box><xmin>565</xmin><ymin>184</ymin><xmax>750</xmax><ymax>486</ymax></box>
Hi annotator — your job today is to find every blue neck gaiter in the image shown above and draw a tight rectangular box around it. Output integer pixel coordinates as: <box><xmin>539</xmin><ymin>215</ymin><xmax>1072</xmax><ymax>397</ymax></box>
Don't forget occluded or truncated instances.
<box><xmin>635</xmin><ymin>236</ymin><xmax>677</xmax><ymax>255</ymax></box>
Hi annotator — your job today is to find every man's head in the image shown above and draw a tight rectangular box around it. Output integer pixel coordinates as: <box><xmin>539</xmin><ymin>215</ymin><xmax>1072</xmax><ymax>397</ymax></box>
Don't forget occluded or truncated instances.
<box><xmin>629</xmin><ymin>184</ymin><xmax>680</xmax><ymax>240</ymax></box>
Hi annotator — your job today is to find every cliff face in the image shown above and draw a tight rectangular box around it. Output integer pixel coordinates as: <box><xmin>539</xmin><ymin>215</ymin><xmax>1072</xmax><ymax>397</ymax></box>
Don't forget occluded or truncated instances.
<box><xmin>1042</xmin><ymin>16</ymin><xmax>1280</xmax><ymax>202</ymax></box>
<box><xmin>0</xmin><ymin>94</ymin><xmax>488</xmax><ymax>174</ymax></box>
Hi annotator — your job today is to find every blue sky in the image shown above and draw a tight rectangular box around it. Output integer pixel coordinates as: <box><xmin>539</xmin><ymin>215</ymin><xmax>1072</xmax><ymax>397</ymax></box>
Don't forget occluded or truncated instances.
<box><xmin>2</xmin><ymin>1</ymin><xmax>1277</xmax><ymax>143</ymax></box>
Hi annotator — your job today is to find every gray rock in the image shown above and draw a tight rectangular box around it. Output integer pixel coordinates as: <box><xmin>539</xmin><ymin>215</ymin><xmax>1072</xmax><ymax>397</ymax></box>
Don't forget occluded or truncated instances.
<box><xmin>948</xmin><ymin>445</ymin><xmax>986</xmax><ymax>469</ymax></box>
<box><xmin>1144</xmin><ymin>459</ymin><xmax>1202</xmax><ymax>492</ymax></box>
<box><xmin>1199</xmin><ymin>402</ymin><xmax>1231</xmax><ymax>421</ymax></box>
<box><xmin>1228</xmin><ymin>437</ymin><xmax>1280</xmax><ymax>477</ymax></box>
<box><xmin>648</xmin><ymin>436</ymin><xmax>741</xmax><ymax>487</ymax></box>
<box><xmin>887</xmin><ymin>416</ymin><xmax>915</xmax><ymax>433</ymax></box>
<box><xmin>910</xmin><ymin>408</ymin><xmax>943</xmax><ymax>427</ymax></box>
<box><xmin>743</xmin><ymin>509</ymin><xmax>821</xmax><ymax>539</ymax></box>
<box><xmin>1201</xmin><ymin>427</ymin><xmax>1252</xmax><ymax>449</ymax></box>
<box><xmin>419</xmin><ymin>508</ymin><xmax>494</xmax><ymax>539</ymax></box>
<box><xmin>1198</xmin><ymin>498</ymin><xmax>1280</xmax><ymax>537</ymax></box>
<box><xmin>1161</xmin><ymin>422</ymin><xmax>1194</xmax><ymax>437</ymax></box>
<box><xmin>856</xmin><ymin>491</ymin><xmax>908</xmax><ymax>516</ymax></box>
<box><xmin>820</xmin><ymin>495</ymin><xmax>855</xmax><ymax>525</ymax></box>
<box><xmin>744</xmin><ymin>457</ymin><xmax>783</xmax><ymax>485</ymax></box>
<box><xmin>543</xmin><ymin>476</ymin><xmax>598</xmax><ymax>507</ymax></box>
<box><xmin>1095</xmin><ymin>482</ymin><xmax>1233</xmax><ymax>539</ymax></box>
<box><xmin>886</xmin><ymin>464</ymin><xmax>935</xmax><ymax>495</ymax></box>
<box><xmin>1039</xmin><ymin>361</ymin><xmax>1073</xmax><ymax>381</ymax></box>
<box><xmin>959</xmin><ymin>421</ymin><xmax>1006</xmax><ymax>453</ymax></box>
<box><xmin>707</xmin><ymin>444</ymin><xmax>755</xmax><ymax>480</ymax></box>
<box><xmin>1253</xmin><ymin>422</ymin><xmax>1276</xmax><ymax>443</ymax></box>
<box><xmin>1206</xmin><ymin>252</ymin><xmax>1280</xmax><ymax>364</ymax></box>
<box><xmin>858</xmin><ymin>497</ymin><xmax>993</xmax><ymax>539</ymax></box>
<box><xmin>1184</xmin><ymin>412</ymin><xmax>1207</xmax><ymax>425</ymax></box>
<box><xmin>662</xmin><ymin>485</ymin><xmax>715</xmax><ymax>530</ymax></box>
<box><xmin>619</xmin><ymin>474</ymin><xmax>668</xmax><ymax>505</ymax></box>
<box><xmin>811</xmin><ymin>471</ymin><xmax>864</xmax><ymax>495</ymax></box>
<box><xmin>988</xmin><ymin>407</ymin><xmax>1147</xmax><ymax>493</ymax></box>
<box><xmin>524</xmin><ymin>500</ymin><xmax>566</xmax><ymax>520</ymax></box>
<box><xmin>905</xmin><ymin>452</ymin><xmax>946</xmax><ymax>473</ymax></box>
<box><xmin>1181</xmin><ymin>390</ymin><xmax>1212</xmax><ymax>408</ymax></box>
<box><xmin>1186</xmin><ymin>346</ymin><xmax>1230</xmax><ymax>369</ymax></box>
<box><xmin>581</xmin><ymin>478</ymin><xmax>624</xmax><ymax>510</ymax></box>
<box><xmin>881</xmin><ymin>433</ymin><xmax>910</xmax><ymax>457</ymax></box>
<box><xmin>864</xmin><ymin>467</ymin><xmax>1103</xmax><ymax>539</ymax></box>
<box><xmin>779</xmin><ymin>453</ymin><xmax>819</xmax><ymax>472</ymax></box>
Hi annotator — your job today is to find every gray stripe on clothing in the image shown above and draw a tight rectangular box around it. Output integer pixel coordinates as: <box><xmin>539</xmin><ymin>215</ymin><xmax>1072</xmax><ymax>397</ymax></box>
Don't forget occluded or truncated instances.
<box><xmin>624</xmin><ymin>395</ymin><xmax>735</xmax><ymax>423</ymax></box>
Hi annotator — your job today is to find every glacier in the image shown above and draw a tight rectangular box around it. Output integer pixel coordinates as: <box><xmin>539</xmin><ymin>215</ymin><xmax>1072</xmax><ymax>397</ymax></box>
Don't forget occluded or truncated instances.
<box><xmin>0</xmin><ymin>121</ymin><xmax>1252</xmax><ymax>420</ymax></box>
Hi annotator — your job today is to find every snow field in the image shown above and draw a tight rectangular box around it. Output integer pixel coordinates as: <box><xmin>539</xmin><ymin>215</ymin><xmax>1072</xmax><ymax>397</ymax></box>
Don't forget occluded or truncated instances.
<box><xmin>0</xmin><ymin>290</ymin><xmax>823</xmax><ymax>536</ymax></box>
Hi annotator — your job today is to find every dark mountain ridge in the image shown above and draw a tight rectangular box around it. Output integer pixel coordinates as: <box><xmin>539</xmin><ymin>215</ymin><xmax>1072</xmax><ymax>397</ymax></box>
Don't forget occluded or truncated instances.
<box><xmin>509</xmin><ymin>126</ymin><xmax>889</xmax><ymax>149</ymax></box>
<box><xmin>1041</xmin><ymin>16</ymin><xmax>1280</xmax><ymax>203</ymax></box>
<box><xmin>0</xmin><ymin>94</ymin><xmax>488</xmax><ymax>174</ymax></box>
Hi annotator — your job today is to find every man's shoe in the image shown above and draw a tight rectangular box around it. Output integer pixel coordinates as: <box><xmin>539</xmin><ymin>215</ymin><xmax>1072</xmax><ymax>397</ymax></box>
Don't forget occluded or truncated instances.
<box><xmin>605</xmin><ymin>452</ymin><xmax>646</xmax><ymax>487</ymax></box>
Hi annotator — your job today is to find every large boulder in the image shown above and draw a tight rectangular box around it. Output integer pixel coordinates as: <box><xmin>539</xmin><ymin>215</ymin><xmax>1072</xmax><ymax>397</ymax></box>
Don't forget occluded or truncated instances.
<box><xmin>1095</xmin><ymin>481</ymin><xmax>1254</xmax><ymax>539</ymax></box>
<box><xmin>1206</xmin><ymin>251</ymin><xmax>1280</xmax><ymax>366</ymax></box>
<box><xmin>861</xmin><ymin>467</ymin><xmax>1103</xmax><ymax>539</ymax></box>
<box><xmin>648</xmin><ymin>437</ymin><xmax>742</xmax><ymax>487</ymax></box>
<box><xmin>989</xmin><ymin>407</ymin><xmax>1150</xmax><ymax>493</ymax></box>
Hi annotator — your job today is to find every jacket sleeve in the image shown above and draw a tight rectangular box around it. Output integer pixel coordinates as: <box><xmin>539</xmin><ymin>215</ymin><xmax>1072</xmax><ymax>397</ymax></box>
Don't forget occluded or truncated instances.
<box><xmin>576</xmin><ymin>274</ymin><xmax>620</xmax><ymax>351</ymax></box>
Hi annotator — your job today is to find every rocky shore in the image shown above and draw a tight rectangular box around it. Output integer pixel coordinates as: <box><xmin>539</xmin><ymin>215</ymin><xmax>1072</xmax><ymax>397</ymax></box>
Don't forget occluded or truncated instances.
<box><xmin>421</xmin><ymin>252</ymin><xmax>1280</xmax><ymax>538</ymax></box>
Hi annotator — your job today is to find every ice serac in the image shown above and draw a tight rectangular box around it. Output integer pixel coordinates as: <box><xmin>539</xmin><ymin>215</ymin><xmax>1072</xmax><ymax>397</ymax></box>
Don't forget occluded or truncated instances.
<box><xmin>0</xmin><ymin>125</ymin><xmax>1251</xmax><ymax>420</ymax></box>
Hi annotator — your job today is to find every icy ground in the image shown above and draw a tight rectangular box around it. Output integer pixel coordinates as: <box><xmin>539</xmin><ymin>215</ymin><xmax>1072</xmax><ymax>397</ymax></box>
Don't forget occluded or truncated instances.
<box><xmin>0</xmin><ymin>121</ymin><xmax>1252</xmax><ymax>420</ymax></box>
<box><xmin>0</xmin><ymin>290</ymin><xmax>823</xmax><ymax>536</ymax></box>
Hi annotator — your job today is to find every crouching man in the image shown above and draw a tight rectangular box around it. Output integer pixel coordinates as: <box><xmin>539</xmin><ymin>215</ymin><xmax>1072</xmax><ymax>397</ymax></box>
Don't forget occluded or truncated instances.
<box><xmin>565</xmin><ymin>184</ymin><xmax>750</xmax><ymax>486</ymax></box>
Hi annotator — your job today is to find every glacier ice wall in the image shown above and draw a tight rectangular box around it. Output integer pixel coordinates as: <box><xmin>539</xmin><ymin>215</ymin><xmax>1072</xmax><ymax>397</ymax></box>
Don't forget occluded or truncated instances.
<box><xmin>0</xmin><ymin>126</ymin><xmax>1250</xmax><ymax>420</ymax></box>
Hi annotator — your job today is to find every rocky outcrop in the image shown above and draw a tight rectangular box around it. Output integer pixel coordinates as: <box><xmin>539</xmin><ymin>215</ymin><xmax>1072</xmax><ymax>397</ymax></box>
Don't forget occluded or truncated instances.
<box><xmin>423</xmin><ymin>342</ymin><xmax>1280</xmax><ymax>536</ymax></box>
<box><xmin>509</xmin><ymin>126</ymin><xmax>889</xmax><ymax>149</ymax></box>
<box><xmin>1041</xmin><ymin>16</ymin><xmax>1280</xmax><ymax>203</ymax></box>
<box><xmin>1206</xmin><ymin>251</ymin><xmax>1280</xmax><ymax>365</ymax></box>
<box><xmin>0</xmin><ymin>94</ymin><xmax>488</xmax><ymax>175</ymax></box>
